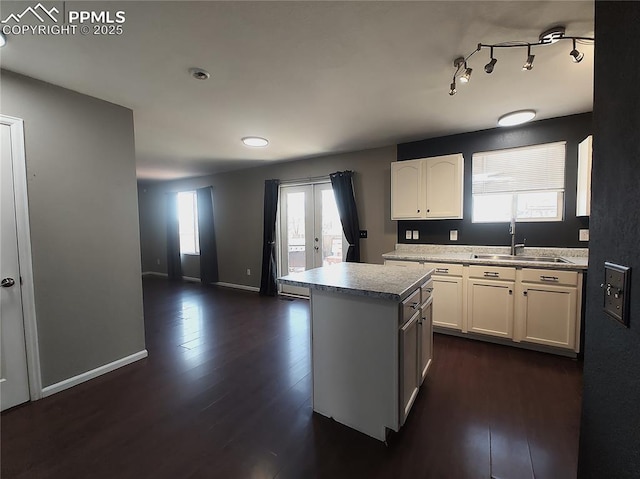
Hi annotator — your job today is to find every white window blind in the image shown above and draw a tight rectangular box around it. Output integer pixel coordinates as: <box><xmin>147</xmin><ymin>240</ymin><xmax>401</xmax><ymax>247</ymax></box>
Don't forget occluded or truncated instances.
<box><xmin>472</xmin><ymin>141</ymin><xmax>566</xmax><ymax>195</ymax></box>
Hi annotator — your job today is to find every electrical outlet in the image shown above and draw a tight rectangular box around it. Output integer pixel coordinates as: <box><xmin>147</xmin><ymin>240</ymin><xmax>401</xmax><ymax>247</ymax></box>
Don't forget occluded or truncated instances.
<box><xmin>156</xmin><ymin>258</ymin><xmax>160</xmax><ymax>265</ymax></box>
<box><xmin>412</xmin><ymin>230</ymin><xmax>419</xmax><ymax>240</ymax></box>
<box><xmin>579</xmin><ymin>229</ymin><xmax>589</xmax><ymax>241</ymax></box>
<box><xmin>405</xmin><ymin>230</ymin><xmax>412</xmax><ymax>240</ymax></box>
<box><xmin>246</xmin><ymin>269</ymin><xmax>251</xmax><ymax>276</ymax></box>
<box><xmin>450</xmin><ymin>230</ymin><xmax>458</xmax><ymax>241</ymax></box>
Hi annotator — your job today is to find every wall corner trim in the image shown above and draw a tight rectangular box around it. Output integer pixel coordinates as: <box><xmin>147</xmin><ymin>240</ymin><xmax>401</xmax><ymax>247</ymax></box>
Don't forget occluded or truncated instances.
<box><xmin>40</xmin><ymin>350</ymin><xmax>148</xmax><ymax>398</ymax></box>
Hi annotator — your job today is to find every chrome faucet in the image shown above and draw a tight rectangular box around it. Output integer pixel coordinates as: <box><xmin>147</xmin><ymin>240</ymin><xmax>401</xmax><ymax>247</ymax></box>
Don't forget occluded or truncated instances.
<box><xmin>509</xmin><ymin>218</ymin><xmax>526</xmax><ymax>255</ymax></box>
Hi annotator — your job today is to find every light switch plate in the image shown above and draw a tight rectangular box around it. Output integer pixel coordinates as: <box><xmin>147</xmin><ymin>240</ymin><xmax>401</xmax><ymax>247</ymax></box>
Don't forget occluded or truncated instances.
<box><xmin>450</xmin><ymin>230</ymin><xmax>458</xmax><ymax>241</ymax></box>
<box><xmin>412</xmin><ymin>230</ymin><xmax>419</xmax><ymax>240</ymax></box>
<box><xmin>405</xmin><ymin>230</ymin><xmax>412</xmax><ymax>240</ymax></box>
<box><xmin>603</xmin><ymin>262</ymin><xmax>631</xmax><ymax>327</ymax></box>
<box><xmin>579</xmin><ymin>229</ymin><xmax>589</xmax><ymax>241</ymax></box>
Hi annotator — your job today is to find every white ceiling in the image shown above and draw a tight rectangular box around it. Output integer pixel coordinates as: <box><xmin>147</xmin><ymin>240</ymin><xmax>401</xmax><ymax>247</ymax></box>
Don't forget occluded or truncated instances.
<box><xmin>0</xmin><ymin>1</ymin><xmax>594</xmax><ymax>180</ymax></box>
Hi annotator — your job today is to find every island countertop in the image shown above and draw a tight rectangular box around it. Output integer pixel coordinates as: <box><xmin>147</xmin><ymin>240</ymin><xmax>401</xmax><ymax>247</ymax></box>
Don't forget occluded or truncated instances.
<box><xmin>278</xmin><ymin>262</ymin><xmax>432</xmax><ymax>302</ymax></box>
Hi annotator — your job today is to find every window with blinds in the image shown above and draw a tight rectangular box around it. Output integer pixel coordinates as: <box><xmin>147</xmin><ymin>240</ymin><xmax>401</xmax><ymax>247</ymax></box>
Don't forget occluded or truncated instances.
<box><xmin>472</xmin><ymin>141</ymin><xmax>566</xmax><ymax>222</ymax></box>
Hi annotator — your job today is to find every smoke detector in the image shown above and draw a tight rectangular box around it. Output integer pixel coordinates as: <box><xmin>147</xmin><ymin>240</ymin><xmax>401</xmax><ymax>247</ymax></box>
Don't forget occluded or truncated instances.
<box><xmin>189</xmin><ymin>68</ymin><xmax>210</xmax><ymax>80</ymax></box>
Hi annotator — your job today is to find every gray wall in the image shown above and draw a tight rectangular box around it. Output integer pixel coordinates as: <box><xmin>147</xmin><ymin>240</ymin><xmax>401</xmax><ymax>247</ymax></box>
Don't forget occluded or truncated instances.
<box><xmin>138</xmin><ymin>146</ymin><xmax>397</xmax><ymax>287</ymax></box>
<box><xmin>578</xmin><ymin>2</ymin><xmax>640</xmax><ymax>476</ymax></box>
<box><xmin>0</xmin><ymin>70</ymin><xmax>146</xmax><ymax>387</ymax></box>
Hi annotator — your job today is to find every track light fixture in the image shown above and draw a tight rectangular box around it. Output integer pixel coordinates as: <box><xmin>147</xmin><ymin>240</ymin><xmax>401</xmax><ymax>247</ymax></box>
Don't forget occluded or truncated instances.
<box><xmin>522</xmin><ymin>45</ymin><xmax>535</xmax><ymax>71</ymax></box>
<box><xmin>570</xmin><ymin>39</ymin><xmax>584</xmax><ymax>63</ymax></box>
<box><xmin>447</xmin><ymin>25</ymin><xmax>593</xmax><ymax>96</ymax></box>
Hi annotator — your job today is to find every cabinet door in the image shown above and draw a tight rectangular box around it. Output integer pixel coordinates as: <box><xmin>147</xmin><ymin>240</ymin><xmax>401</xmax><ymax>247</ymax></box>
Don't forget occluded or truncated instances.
<box><xmin>400</xmin><ymin>311</ymin><xmax>420</xmax><ymax>425</ymax></box>
<box><xmin>432</xmin><ymin>277</ymin><xmax>463</xmax><ymax>330</ymax></box>
<box><xmin>576</xmin><ymin>135</ymin><xmax>592</xmax><ymax>217</ymax></box>
<box><xmin>419</xmin><ymin>299</ymin><xmax>433</xmax><ymax>384</ymax></box>
<box><xmin>424</xmin><ymin>154</ymin><xmax>463</xmax><ymax>219</ymax></box>
<box><xmin>521</xmin><ymin>285</ymin><xmax>577</xmax><ymax>349</ymax></box>
<box><xmin>467</xmin><ymin>280</ymin><xmax>514</xmax><ymax>338</ymax></box>
<box><xmin>391</xmin><ymin>160</ymin><xmax>424</xmax><ymax>219</ymax></box>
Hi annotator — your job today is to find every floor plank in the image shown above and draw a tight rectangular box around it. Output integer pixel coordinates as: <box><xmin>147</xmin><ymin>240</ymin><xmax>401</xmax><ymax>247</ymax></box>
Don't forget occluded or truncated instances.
<box><xmin>1</xmin><ymin>277</ymin><xmax>582</xmax><ymax>478</ymax></box>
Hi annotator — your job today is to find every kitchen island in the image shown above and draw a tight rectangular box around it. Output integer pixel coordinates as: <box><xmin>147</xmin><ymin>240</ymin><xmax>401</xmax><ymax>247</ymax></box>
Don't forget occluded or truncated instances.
<box><xmin>278</xmin><ymin>262</ymin><xmax>433</xmax><ymax>441</ymax></box>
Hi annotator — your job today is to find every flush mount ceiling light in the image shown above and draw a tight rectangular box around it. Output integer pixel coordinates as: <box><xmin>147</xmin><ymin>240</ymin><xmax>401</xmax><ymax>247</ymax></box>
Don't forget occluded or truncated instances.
<box><xmin>242</xmin><ymin>137</ymin><xmax>269</xmax><ymax>147</ymax></box>
<box><xmin>189</xmin><ymin>67</ymin><xmax>210</xmax><ymax>80</ymax></box>
<box><xmin>539</xmin><ymin>25</ymin><xmax>566</xmax><ymax>44</ymax></box>
<box><xmin>447</xmin><ymin>25</ymin><xmax>593</xmax><ymax>96</ymax></box>
<box><xmin>497</xmin><ymin>110</ymin><xmax>536</xmax><ymax>127</ymax></box>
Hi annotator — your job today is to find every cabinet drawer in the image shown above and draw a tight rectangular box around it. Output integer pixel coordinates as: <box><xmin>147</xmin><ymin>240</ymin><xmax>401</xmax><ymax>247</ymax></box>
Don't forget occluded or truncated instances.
<box><xmin>425</xmin><ymin>263</ymin><xmax>464</xmax><ymax>276</ymax></box>
<box><xmin>521</xmin><ymin>268</ymin><xmax>578</xmax><ymax>286</ymax></box>
<box><xmin>469</xmin><ymin>265</ymin><xmax>516</xmax><ymax>281</ymax></box>
<box><xmin>385</xmin><ymin>260</ymin><xmax>423</xmax><ymax>268</ymax></box>
<box><xmin>421</xmin><ymin>279</ymin><xmax>433</xmax><ymax>305</ymax></box>
<box><xmin>401</xmin><ymin>288</ymin><xmax>422</xmax><ymax>325</ymax></box>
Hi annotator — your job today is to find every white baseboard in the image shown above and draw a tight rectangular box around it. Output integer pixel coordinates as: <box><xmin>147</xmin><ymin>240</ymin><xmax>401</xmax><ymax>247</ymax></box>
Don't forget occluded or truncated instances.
<box><xmin>41</xmin><ymin>350</ymin><xmax>148</xmax><ymax>398</ymax></box>
<box><xmin>215</xmin><ymin>281</ymin><xmax>260</xmax><ymax>292</ymax></box>
<box><xmin>141</xmin><ymin>272</ymin><xmax>259</xmax><ymax>293</ymax></box>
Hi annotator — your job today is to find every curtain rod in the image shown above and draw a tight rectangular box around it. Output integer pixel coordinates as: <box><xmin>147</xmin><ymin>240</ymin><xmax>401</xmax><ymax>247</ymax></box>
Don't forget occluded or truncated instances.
<box><xmin>279</xmin><ymin>171</ymin><xmax>354</xmax><ymax>186</ymax></box>
<box><xmin>279</xmin><ymin>175</ymin><xmax>331</xmax><ymax>186</ymax></box>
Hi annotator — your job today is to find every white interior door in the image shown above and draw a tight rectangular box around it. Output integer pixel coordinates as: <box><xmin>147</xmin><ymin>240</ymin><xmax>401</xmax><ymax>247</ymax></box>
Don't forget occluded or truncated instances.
<box><xmin>1</xmin><ymin>122</ymin><xmax>31</xmax><ymax>411</ymax></box>
<box><xmin>279</xmin><ymin>182</ymin><xmax>347</xmax><ymax>296</ymax></box>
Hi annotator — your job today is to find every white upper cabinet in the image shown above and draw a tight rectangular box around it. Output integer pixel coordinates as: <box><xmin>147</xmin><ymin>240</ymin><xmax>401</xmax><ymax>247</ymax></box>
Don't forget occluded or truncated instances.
<box><xmin>576</xmin><ymin>135</ymin><xmax>592</xmax><ymax>216</ymax></box>
<box><xmin>424</xmin><ymin>154</ymin><xmax>464</xmax><ymax>219</ymax></box>
<box><xmin>391</xmin><ymin>153</ymin><xmax>464</xmax><ymax>220</ymax></box>
<box><xmin>391</xmin><ymin>159</ymin><xmax>425</xmax><ymax>219</ymax></box>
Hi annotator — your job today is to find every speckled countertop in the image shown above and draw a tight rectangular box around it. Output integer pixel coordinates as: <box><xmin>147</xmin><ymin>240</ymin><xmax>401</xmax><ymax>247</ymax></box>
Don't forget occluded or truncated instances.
<box><xmin>278</xmin><ymin>262</ymin><xmax>431</xmax><ymax>302</ymax></box>
<box><xmin>382</xmin><ymin>244</ymin><xmax>588</xmax><ymax>270</ymax></box>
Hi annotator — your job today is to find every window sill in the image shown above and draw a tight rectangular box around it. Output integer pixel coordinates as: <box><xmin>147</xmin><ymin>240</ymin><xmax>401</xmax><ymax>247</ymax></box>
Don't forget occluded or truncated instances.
<box><xmin>181</xmin><ymin>253</ymin><xmax>200</xmax><ymax>257</ymax></box>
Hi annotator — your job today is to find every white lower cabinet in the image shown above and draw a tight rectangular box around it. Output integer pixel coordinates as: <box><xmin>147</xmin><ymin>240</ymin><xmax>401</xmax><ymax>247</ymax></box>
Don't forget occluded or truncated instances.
<box><xmin>400</xmin><ymin>310</ymin><xmax>420</xmax><ymax>424</ymax></box>
<box><xmin>467</xmin><ymin>279</ymin><xmax>515</xmax><ymax>339</ymax></box>
<box><xmin>385</xmin><ymin>258</ymin><xmax>583</xmax><ymax>355</ymax></box>
<box><xmin>424</xmin><ymin>263</ymin><xmax>465</xmax><ymax>331</ymax></box>
<box><xmin>466</xmin><ymin>265</ymin><xmax>516</xmax><ymax>339</ymax></box>
<box><xmin>419</xmin><ymin>297</ymin><xmax>433</xmax><ymax>384</ymax></box>
<box><xmin>514</xmin><ymin>268</ymin><xmax>581</xmax><ymax>351</ymax></box>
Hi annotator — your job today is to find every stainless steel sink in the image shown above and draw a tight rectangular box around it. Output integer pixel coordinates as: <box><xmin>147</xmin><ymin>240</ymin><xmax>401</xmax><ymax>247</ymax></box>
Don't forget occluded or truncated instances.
<box><xmin>471</xmin><ymin>254</ymin><xmax>571</xmax><ymax>263</ymax></box>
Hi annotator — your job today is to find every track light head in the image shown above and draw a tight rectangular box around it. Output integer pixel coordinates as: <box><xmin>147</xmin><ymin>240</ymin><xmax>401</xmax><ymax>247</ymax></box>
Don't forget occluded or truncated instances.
<box><xmin>570</xmin><ymin>39</ymin><xmax>584</xmax><ymax>63</ymax></box>
<box><xmin>460</xmin><ymin>67</ymin><xmax>473</xmax><ymax>83</ymax></box>
<box><xmin>484</xmin><ymin>57</ymin><xmax>497</xmax><ymax>74</ymax></box>
<box><xmin>522</xmin><ymin>55</ymin><xmax>535</xmax><ymax>70</ymax></box>
<box><xmin>522</xmin><ymin>46</ymin><xmax>535</xmax><ymax>71</ymax></box>
<box><xmin>570</xmin><ymin>49</ymin><xmax>584</xmax><ymax>63</ymax></box>
<box><xmin>449</xmin><ymin>81</ymin><xmax>457</xmax><ymax>96</ymax></box>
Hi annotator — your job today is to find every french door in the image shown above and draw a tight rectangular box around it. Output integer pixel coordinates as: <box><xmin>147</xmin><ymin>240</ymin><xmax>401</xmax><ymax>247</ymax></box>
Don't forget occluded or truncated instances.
<box><xmin>279</xmin><ymin>182</ymin><xmax>346</xmax><ymax>296</ymax></box>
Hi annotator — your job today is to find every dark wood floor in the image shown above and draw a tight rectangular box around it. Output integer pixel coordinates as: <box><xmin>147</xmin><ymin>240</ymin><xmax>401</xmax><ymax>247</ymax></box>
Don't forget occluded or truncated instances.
<box><xmin>2</xmin><ymin>277</ymin><xmax>583</xmax><ymax>479</ymax></box>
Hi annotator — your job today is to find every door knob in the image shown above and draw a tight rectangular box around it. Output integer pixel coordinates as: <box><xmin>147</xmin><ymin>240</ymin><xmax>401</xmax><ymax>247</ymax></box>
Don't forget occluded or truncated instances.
<box><xmin>1</xmin><ymin>277</ymin><xmax>16</xmax><ymax>288</ymax></box>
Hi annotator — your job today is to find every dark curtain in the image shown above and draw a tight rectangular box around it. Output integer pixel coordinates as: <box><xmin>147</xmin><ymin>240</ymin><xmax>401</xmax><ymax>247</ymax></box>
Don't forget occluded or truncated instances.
<box><xmin>259</xmin><ymin>179</ymin><xmax>280</xmax><ymax>296</ymax></box>
<box><xmin>197</xmin><ymin>186</ymin><xmax>219</xmax><ymax>285</ymax></box>
<box><xmin>166</xmin><ymin>192</ymin><xmax>182</xmax><ymax>280</ymax></box>
<box><xmin>330</xmin><ymin>171</ymin><xmax>361</xmax><ymax>262</ymax></box>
